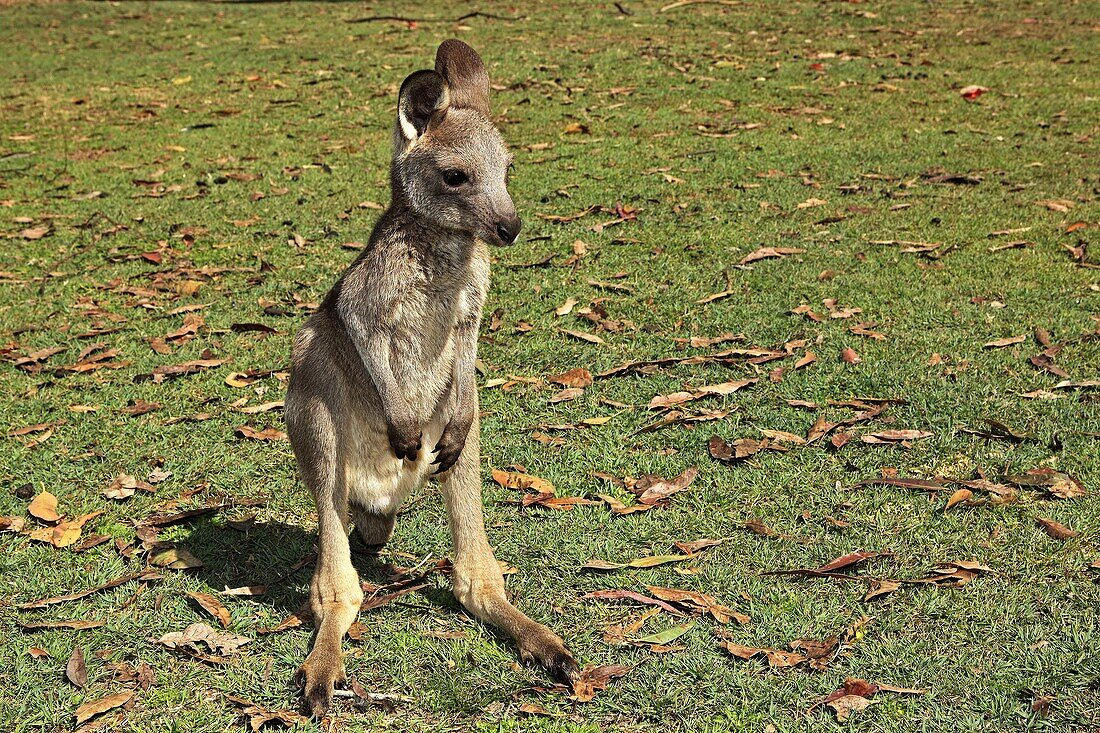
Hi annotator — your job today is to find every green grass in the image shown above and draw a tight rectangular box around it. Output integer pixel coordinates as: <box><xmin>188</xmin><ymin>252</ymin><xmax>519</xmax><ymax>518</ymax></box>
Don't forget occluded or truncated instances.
<box><xmin>1</xmin><ymin>1</ymin><xmax>1098</xmax><ymax>731</ymax></box>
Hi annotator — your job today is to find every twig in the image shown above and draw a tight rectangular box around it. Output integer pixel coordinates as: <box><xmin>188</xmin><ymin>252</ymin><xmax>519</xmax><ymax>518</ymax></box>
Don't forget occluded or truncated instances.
<box><xmin>344</xmin><ymin>11</ymin><xmax>518</xmax><ymax>24</ymax></box>
<box><xmin>660</xmin><ymin>0</ymin><xmax>741</xmax><ymax>11</ymax></box>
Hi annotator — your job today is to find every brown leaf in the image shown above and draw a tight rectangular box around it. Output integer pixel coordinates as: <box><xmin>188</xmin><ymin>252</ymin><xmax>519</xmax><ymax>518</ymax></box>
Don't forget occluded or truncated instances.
<box><xmin>739</xmin><ymin>246</ymin><xmax>805</xmax><ymax>265</ymax></box>
<box><xmin>19</xmin><ymin>619</ymin><xmax>105</xmax><ymax>631</ymax></box>
<box><xmin>631</xmin><ymin>466</ymin><xmax>698</xmax><ymax>505</ymax></box>
<box><xmin>48</xmin><ymin>511</ymin><xmax>103</xmax><ymax>548</ymax></box>
<box><xmin>945</xmin><ymin>488</ymin><xmax>973</xmax><ymax>510</ymax></box>
<box><xmin>854</xmin><ymin>476</ymin><xmax>946</xmax><ymax>492</ymax></box>
<box><xmin>119</xmin><ymin>399</ymin><xmax>161</xmax><ymax>416</ymax></box>
<box><xmin>861</xmin><ymin>429</ymin><xmax>933</xmax><ymax>443</ymax></box>
<box><xmin>28</xmin><ymin>491</ymin><xmax>60</xmax><ymax>522</ymax></box>
<box><xmin>491</xmin><ymin>469</ymin><xmax>554</xmax><ymax>494</ymax></box>
<box><xmin>580</xmin><ymin>589</ymin><xmax>685</xmax><ymax>615</ymax></box>
<box><xmin>74</xmin><ymin>690</ymin><xmax>134</xmax><ymax>725</ymax></box>
<box><xmin>766</xmin><ymin>550</ymin><xmax>888</xmax><ymax>579</ymax></box>
<box><xmin>151</xmin><ymin>546</ymin><xmax>203</xmax><ymax>569</ymax></box>
<box><xmin>549</xmin><ymin>368</ymin><xmax>594</xmax><ymax>388</ymax></box>
<box><xmin>20</xmin><ymin>225</ymin><xmax>51</xmax><ymax>240</ymax></box>
<box><xmin>983</xmin><ymin>335</ymin><xmax>1026</xmax><ymax>349</ymax></box>
<box><xmin>708</xmin><ymin>435</ymin><xmax>783</xmax><ymax>463</ymax></box>
<box><xmin>561</xmin><ymin>328</ymin><xmax>605</xmax><ymax>345</ymax></box>
<box><xmin>863</xmin><ymin>579</ymin><xmax>901</xmax><ymax>601</ymax></box>
<box><xmin>1037</xmin><ymin>517</ymin><xmax>1078</xmax><ymax>540</ymax></box>
<box><xmin>19</xmin><ymin>569</ymin><xmax>161</xmax><ymax>609</ymax></box>
<box><xmin>646</xmin><ymin>586</ymin><xmax>748</xmax><ymax>624</ymax></box>
<box><xmin>548</xmin><ymin>387</ymin><xmax>584</xmax><ymax>403</ymax></box>
<box><xmin>156</xmin><ymin>622</ymin><xmax>250</xmax><ymax>656</ymax></box>
<box><xmin>66</xmin><ymin>646</ymin><xmax>88</xmax><ymax>688</ymax></box>
<box><xmin>235</xmin><ymin>425</ymin><xmax>288</xmax><ymax>441</ymax></box>
<box><xmin>571</xmin><ymin>664</ymin><xmax>631</xmax><ymax>703</ymax></box>
<box><xmin>839</xmin><ymin>347</ymin><xmax>862</xmax><ymax>364</ymax></box>
<box><xmin>673</xmin><ymin>538</ymin><xmax>724</xmax><ymax>554</ymax></box>
<box><xmin>188</xmin><ymin>591</ymin><xmax>232</xmax><ymax>628</ymax></box>
<box><xmin>828</xmin><ymin>694</ymin><xmax>874</xmax><ymax>721</ymax></box>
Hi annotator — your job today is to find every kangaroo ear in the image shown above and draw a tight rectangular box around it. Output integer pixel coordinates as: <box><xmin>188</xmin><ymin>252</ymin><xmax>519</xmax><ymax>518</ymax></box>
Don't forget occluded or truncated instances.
<box><xmin>434</xmin><ymin>39</ymin><xmax>490</xmax><ymax>116</ymax></box>
<box><xmin>397</xmin><ymin>70</ymin><xmax>449</xmax><ymax>143</ymax></box>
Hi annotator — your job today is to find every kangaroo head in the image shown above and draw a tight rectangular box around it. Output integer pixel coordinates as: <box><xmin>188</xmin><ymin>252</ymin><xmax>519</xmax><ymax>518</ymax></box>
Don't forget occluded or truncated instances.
<box><xmin>391</xmin><ymin>40</ymin><xmax>520</xmax><ymax>247</ymax></box>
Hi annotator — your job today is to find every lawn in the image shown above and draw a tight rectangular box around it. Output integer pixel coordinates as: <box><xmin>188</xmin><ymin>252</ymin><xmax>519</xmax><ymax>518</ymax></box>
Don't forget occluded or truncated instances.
<box><xmin>1</xmin><ymin>1</ymin><xmax>1098</xmax><ymax>731</ymax></box>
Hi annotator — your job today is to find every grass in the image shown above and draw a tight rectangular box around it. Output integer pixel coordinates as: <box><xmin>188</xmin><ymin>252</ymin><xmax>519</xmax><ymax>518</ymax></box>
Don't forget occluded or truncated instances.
<box><xmin>1</xmin><ymin>1</ymin><xmax>1098</xmax><ymax>731</ymax></box>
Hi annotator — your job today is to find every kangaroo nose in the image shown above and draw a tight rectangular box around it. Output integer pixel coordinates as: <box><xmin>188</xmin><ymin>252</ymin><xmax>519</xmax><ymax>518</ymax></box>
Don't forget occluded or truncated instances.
<box><xmin>495</xmin><ymin>216</ymin><xmax>521</xmax><ymax>245</ymax></box>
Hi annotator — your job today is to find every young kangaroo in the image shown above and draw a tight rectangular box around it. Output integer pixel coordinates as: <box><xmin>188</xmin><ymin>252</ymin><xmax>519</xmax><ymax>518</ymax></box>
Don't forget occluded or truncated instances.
<box><xmin>285</xmin><ymin>40</ymin><xmax>578</xmax><ymax>716</ymax></box>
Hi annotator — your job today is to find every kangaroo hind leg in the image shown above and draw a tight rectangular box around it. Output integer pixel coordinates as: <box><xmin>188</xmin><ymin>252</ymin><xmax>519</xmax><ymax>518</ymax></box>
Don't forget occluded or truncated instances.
<box><xmin>288</xmin><ymin>400</ymin><xmax>364</xmax><ymax>718</ymax></box>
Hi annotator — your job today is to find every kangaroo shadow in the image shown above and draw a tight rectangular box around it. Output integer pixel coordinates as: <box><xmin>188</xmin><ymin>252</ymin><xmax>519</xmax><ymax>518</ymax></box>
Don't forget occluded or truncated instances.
<box><xmin>180</xmin><ymin>517</ymin><xmax>461</xmax><ymax>619</ymax></box>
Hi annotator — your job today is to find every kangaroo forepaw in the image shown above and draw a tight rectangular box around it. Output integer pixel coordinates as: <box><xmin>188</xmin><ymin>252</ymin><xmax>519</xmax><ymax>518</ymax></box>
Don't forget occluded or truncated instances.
<box><xmin>518</xmin><ymin>627</ymin><xmax>580</xmax><ymax>684</ymax></box>
<box><xmin>295</xmin><ymin>653</ymin><xmax>347</xmax><ymax>718</ymax></box>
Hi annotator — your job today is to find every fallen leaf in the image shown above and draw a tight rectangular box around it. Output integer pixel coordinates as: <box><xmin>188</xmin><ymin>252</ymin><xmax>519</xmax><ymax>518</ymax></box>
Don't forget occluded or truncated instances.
<box><xmin>224</xmin><ymin>693</ymin><xmax>307</xmax><ymax>731</ymax></box>
<box><xmin>840</xmin><ymin>347</ymin><xmax>862</xmax><ymax>364</ymax></box>
<box><xmin>581</xmin><ymin>589</ymin><xmax>684</xmax><ymax>615</ymax></box>
<box><xmin>66</xmin><ymin>646</ymin><xmax>87</xmax><ymax>688</ymax></box>
<box><xmin>647</xmin><ymin>586</ymin><xmax>748</xmax><ymax>624</ymax></box>
<box><xmin>1037</xmin><ymin>517</ymin><xmax>1078</xmax><ymax>540</ymax></box>
<box><xmin>28</xmin><ymin>491</ymin><xmax>60</xmax><ymax>522</ymax></box>
<box><xmin>571</xmin><ymin>664</ymin><xmax>631</xmax><ymax>702</ymax></box>
<box><xmin>234</xmin><ymin>425</ymin><xmax>288</xmax><ymax>441</ymax></box>
<box><xmin>561</xmin><ymin>328</ymin><xmax>605</xmax><ymax>345</ymax></box>
<box><xmin>47</xmin><ymin>511</ymin><xmax>104</xmax><ymax>548</ymax></box>
<box><xmin>548</xmin><ymin>387</ymin><xmax>584</xmax><ymax>403</ymax></box>
<box><xmin>984</xmin><ymin>335</ymin><xmax>1026</xmax><ymax>349</ymax></box>
<box><xmin>1036</xmin><ymin>199</ymin><xmax>1074</xmax><ymax>213</ymax></box>
<box><xmin>18</xmin><ymin>619</ymin><xmax>105</xmax><ymax>631</ymax></box>
<box><xmin>19</xmin><ymin>569</ymin><xmax>162</xmax><ymax>609</ymax></box>
<box><xmin>632</xmin><ymin>621</ymin><xmax>695</xmax><ymax>647</ymax></box>
<box><xmin>151</xmin><ymin>546</ymin><xmax>203</xmax><ymax>569</ymax></box>
<box><xmin>156</xmin><ymin>622</ymin><xmax>250</xmax><ymax>656</ymax></box>
<box><xmin>631</xmin><ymin>466</ymin><xmax>699</xmax><ymax>505</ymax></box>
<box><xmin>861</xmin><ymin>429</ymin><xmax>933</xmax><ymax>444</ymax></box>
<box><xmin>828</xmin><ymin>694</ymin><xmax>874</xmax><ymax>721</ymax></box>
<box><xmin>491</xmin><ymin>470</ymin><xmax>554</xmax><ymax>494</ymax></box>
<box><xmin>945</xmin><ymin>488</ymin><xmax>973</xmax><ymax>510</ymax></box>
<box><xmin>187</xmin><ymin>591</ymin><xmax>232</xmax><ymax>628</ymax></box>
<box><xmin>739</xmin><ymin>246</ymin><xmax>805</xmax><ymax>265</ymax></box>
<box><xmin>863</xmin><ymin>579</ymin><xmax>901</xmax><ymax>601</ymax></box>
<box><xmin>549</xmin><ymin>367</ymin><xmax>593</xmax><ymax>388</ymax></box>
<box><xmin>74</xmin><ymin>690</ymin><xmax>134</xmax><ymax>725</ymax></box>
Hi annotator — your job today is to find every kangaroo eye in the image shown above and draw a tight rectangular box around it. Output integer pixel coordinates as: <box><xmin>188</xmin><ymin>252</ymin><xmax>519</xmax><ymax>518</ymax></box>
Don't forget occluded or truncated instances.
<box><xmin>442</xmin><ymin>169</ymin><xmax>468</xmax><ymax>187</ymax></box>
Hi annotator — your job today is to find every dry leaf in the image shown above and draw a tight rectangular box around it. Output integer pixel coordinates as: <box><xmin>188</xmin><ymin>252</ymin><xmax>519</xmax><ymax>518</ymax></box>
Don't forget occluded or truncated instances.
<box><xmin>28</xmin><ymin>491</ymin><xmax>60</xmax><ymax>522</ymax></box>
<box><xmin>945</xmin><ymin>488</ymin><xmax>973</xmax><ymax>510</ymax></box>
<box><xmin>828</xmin><ymin>694</ymin><xmax>874</xmax><ymax>721</ymax></box>
<box><xmin>74</xmin><ymin>690</ymin><xmax>134</xmax><ymax>725</ymax></box>
<box><xmin>235</xmin><ymin>425</ymin><xmax>288</xmax><ymax>441</ymax></box>
<box><xmin>984</xmin><ymin>335</ymin><xmax>1026</xmax><ymax>349</ymax></box>
<box><xmin>840</xmin><ymin>347</ymin><xmax>862</xmax><ymax>364</ymax></box>
<box><xmin>1036</xmin><ymin>517</ymin><xmax>1078</xmax><ymax>540</ymax></box>
<box><xmin>549</xmin><ymin>367</ymin><xmax>593</xmax><ymax>388</ymax></box>
<box><xmin>157</xmin><ymin>622</ymin><xmax>250</xmax><ymax>656</ymax></box>
<box><xmin>66</xmin><ymin>646</ymin><xmax>87</xmax><ymax>688</ymax></box>
<box><xmin>571</xmin><ymin>664</ymin><xmax>631</xmax><ymax>702</ymax></box>
<box><xmin>188</xmin><ymin>591</ymin><xmax>232</xmax><ymax>628</ymax></box>
<box><xmin>561</xmin><ymin>328</ymin><xmax>605</xmax><ymax>345</ymax></box>
<box><xmin>151</xmin><ymin>546</ymin><xmax>203</xmax><ymax>569</ymax></box>
<box><xmin>739</xmin><ymin>246</ymin><xmax>805</xmax><ymax>265</ymax></box>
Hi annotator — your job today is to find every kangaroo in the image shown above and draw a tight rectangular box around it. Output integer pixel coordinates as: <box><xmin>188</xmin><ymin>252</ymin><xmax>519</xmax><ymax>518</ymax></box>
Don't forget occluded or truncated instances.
<box><xmin>284</xmin><ymin>40</ymin><xmax>578</xmax><ymax>716</ymax></box>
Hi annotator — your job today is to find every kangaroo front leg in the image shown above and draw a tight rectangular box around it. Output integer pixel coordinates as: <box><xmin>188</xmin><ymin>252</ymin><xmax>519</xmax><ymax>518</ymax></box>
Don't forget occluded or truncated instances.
<box><xmin>296</xmin><ymin>474</ymin><xmax>364</xmax><ymax>717</ymax></box>
<box><xmin>441</xmin><ymin>425</ymin><xmax>578</xmax><ymax>681</ymax></box>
